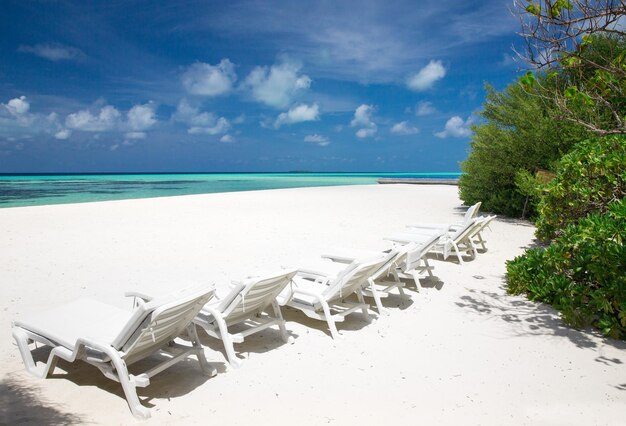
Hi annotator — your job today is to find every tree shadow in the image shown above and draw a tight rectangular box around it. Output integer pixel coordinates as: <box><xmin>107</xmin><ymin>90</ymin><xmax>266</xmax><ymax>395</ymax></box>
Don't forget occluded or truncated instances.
<box><xmin>454</xmin><ymin>280</ymin><xmax>626</xmax><ymax>352</ymax></box>
<box><xmin>0</xmin><ymin>375</ymin><xmax>87</xmax><ymax>425</ymax></box>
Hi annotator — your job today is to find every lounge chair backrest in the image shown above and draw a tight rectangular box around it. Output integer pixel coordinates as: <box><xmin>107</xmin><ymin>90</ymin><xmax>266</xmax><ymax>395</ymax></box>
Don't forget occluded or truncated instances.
<box><xmin>449</xmin><ymin>217</ymin><xmax>478</xmax><ymax>240</ymax></box>
<box><xmin>113</xmin><ymin>286</ymin><xmax>215</xmax><ymax>361</ymax></box>
<box><xmin>219</xmin><ymin>269</ymin><xmax>298</xmax><ymax>324</ymax></box>
<box><xmin>463</xmin><ymin>202</ymin><xmax>482</xmax><ymax>223</ymax></box>
<box><xmin>323</xmin><ymin>255</ymin><xmax>390</xmax><ymax>302</ymax></box>
<box><xmin>404</xmin><ymin>231</ymin><xmax>442</xmax><ymax>272</ymax></box>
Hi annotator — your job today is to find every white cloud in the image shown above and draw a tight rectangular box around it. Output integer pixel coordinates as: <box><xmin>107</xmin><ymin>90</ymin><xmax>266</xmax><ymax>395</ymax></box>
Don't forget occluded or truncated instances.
<box><xmin>173</xmin><ymin>99</ymin><xmax>231</xmax><ymax>135</ymax></box>
<box><xmin>65</xmin><ymin>105</ymin><xmax>121</xmax><ymax>132</ymax></box>
<box><xmin>356</xmin><ymin>128</ymin><xmax>377</xmax><ymax>138</ymax></box>
<box><xmin>391</xmin><ymin>121</ymin><xmax>419</xmax><ymax>135</ymax></box>
<box><xmin>18</xmin><ymin>43</ymin><xmax>85</xmax><ymax>62</ymax></box>
<box><xmin>5</xmin><ymin>96</ymin><xmax>30</xmax><ymax>116</ymax></box>
<box><xmin>0</xmin><ymin>96</ymin><xmax>64</xmax><ymax>137</ymax></box>
<box><xmin>182</xmin><ymin>59</ymin><xmax>237</xmax><ymax>96</ymax></box>
<box><xmin>415</xmin><ymin>101</ymin><xmax>436</xmax><ymax>116</ymax></box>
<box><xmin>304</xmin><ymin>134</ymin><xmax>330</xmax><ymax>146</ymax></box>
<box><xmin>435</xmin><ymin>115</ymin><xmax>474</xmax><ymax>138</ymax></box>
<box><xmin>127</xmin><ymin>103</ymin><xmax>157</xmax><ymax>131</ymax></box>
<box><xmin>220</xmin><ymin>134</ymin><xmax>235</xmax><ymax>143</ymax></box>
<box><xmin>274</xmin><ymin>103</ymin><xmax>319</xmax><ymax>128</ymax></box>
<box><xmin>244</xmin><ymin>61</ymin><xmax>311</xmax><ymax>108</ymax></box>
<box><xmin>350</xmin><ymin>104</ymin><xmax>376</xmax><ymax>127</ymax></box>
<box><xmin>189</xmin><ymin>117</ymin><xmax>230</xmax><ymax>135</ymax></box>
<box><xmin>54</xmin><ymin>129</ymin><xmax>72</xmax><ymax>140</ymax></box>
<box><xmin>407</xmin><ymin>60</ymin><xmax>446</xmax><ymax>91</ymax></box>
<box><xmin>124</xmin><ymin>131</ymin><xmax>146</xmax><ymax>139</ymax></box>
<box><xmin>350</xmin><ymin>104</ymin><xmax>377</xmax><ymax>138</ymax></box>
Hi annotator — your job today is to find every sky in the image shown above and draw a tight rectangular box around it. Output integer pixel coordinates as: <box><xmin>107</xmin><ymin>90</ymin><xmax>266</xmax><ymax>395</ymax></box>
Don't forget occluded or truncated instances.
<box><xmin>0</xmin><ymin>1</ymin><xmax>525</xmax><ymax>173</ymax></box>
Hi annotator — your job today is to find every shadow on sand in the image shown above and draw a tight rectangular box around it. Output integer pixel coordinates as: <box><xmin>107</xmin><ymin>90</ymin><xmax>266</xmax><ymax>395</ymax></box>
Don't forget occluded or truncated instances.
<box><xmin>454</xmin><ymin>279</ymin><xmax>626</xmax><ymax>353</ymax></box>
<box><xmin>0</xmin><ymin>375</ymin><xmax>86</xmax><ymax>425</ymax></box>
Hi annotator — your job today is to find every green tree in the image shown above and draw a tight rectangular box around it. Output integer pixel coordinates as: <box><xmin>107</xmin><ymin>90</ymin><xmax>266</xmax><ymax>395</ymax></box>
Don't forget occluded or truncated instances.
<box><xmin>459</xmin><ymin>78</ymin><xmax>589</xmax><ymax>217</ymax></box>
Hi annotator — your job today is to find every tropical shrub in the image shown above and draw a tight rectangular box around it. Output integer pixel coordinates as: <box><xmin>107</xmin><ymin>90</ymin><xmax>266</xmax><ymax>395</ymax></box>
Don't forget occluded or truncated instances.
<box><xmin>459</xmin><ymin>80</ymin><xmax>588</xmax><ymax>217</ymax></box>
<box><xmin>507</xmin><ymin>198</ymin><xmax>626</xmax><ymax>339</ymax></box>
<box><xmin>535</xmin><ymin>135</ymin><xmax>626</xmax><ymax>240</ymax></box>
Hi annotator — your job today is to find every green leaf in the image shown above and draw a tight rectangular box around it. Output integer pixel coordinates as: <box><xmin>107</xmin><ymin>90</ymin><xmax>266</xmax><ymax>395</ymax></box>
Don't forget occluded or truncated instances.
<box><xmin>526</xmin><ymin>4</ymin><xmax>541</xmax><ymax>15</ymax></box>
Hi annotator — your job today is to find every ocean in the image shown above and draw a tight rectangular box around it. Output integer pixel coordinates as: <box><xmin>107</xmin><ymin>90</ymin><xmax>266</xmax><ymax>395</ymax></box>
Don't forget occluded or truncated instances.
<box><xmin>0</xmin><ymin>172</ymin><xmax>461</xmax><ymax>208</ymax></box>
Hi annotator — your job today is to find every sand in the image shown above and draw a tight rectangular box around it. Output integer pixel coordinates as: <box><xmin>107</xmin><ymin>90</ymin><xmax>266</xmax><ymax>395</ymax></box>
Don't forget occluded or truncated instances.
<box><xmin>0</xmin><ymin>184</ymin><xmax>624</xmax><ymax>425</ymax></box>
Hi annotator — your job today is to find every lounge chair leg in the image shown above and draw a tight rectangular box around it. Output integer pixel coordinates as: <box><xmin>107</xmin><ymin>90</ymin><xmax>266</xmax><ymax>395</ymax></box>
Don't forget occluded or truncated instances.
<box><xmin>477</xmin><ymin>232</ymin><xmax>487</xmax><ymax>251</ymax></box>
<box><xmin>319</xmin><ymin>300</ymin><xmax>340</xmax><ymax>339</ymax></box>
<box><xmin>423</xmin><ymin>258</ymin><xmax>434</xmax><ymax>277</ymax></box>
<box><xmin>187</xmin><ymin>325</ymin><xmax>216</xmax><ymax>377</ymax></box>
<box><xmin>108</xmin><ymin>353</ymin><xmax>151</xmax><ymax>420</ymax></box>
<box><xmin>271</xmin><ymin>301</ymin><xmax>293</xmax><ymax>344</ymax></box>
<box><xmin>355</xmin><ymin>288</ymin><xmax>372</xmax><ymax>322</ymax></box>
<box><xmin>366</xmin><ymin>278</ymin><xmax>388</xmax><ymax>315</ymax></box>
<box><xmin>452</xmin><ymin>242</ymin><xmax>464</xmax><ymax>265</ymax></box>
<box><xmin>213</xmin><ymin>316</ymin><xmax>242</xmax><ymax>368</ymax></box>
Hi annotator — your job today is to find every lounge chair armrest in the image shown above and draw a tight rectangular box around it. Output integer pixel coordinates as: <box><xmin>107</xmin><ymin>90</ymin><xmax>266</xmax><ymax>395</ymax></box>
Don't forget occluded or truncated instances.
<box><xmin>124</xmin><ymin>290</ymin><xmax>155</xmax><ymax>304</ymax></box>
<box><xmin>406</xmin><ymin>224</ymin><xmax>451</xmax><ymax>232</ymax></box>
<box><xmin>320</xmin><ymin>254</ymin><xmax>355</xmax><ymax>264</ymax></box>
<box><xmin>296</xmin><ymin>269</ymin><xmax>332</xmax><ymax>282</ymax></box>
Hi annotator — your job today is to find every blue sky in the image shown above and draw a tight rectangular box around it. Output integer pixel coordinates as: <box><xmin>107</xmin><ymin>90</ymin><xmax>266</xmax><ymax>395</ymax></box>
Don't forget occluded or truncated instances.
<box><xmin>0</xmin><ymin>1</ymin><xmax>523</xmax><ymax>173</ymax></box>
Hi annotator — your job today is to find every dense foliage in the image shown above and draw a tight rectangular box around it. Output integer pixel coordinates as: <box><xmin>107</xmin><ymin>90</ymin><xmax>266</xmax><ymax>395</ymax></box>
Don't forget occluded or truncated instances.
<box><xmin>535</xmin><ymin>135</ymin><xmax>626</xmax><ymax>240</ymax></box>
<box><xmin>458</xmin><ymin>80</ymin><xmax>588</xmax><ymax>217</ymax></box>
<box><xmin>507</xmin><ymin>198</ymin><xmax>626</xmax><ymax>339</ymax></box>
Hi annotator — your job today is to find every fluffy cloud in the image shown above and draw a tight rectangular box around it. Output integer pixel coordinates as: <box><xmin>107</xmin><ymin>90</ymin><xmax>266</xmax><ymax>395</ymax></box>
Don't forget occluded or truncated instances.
<box><xmin>65</xmin><ymin>105</ymin><xmax>122</xmax><ymax>132</ymax></box>
<box><xmin>390</xmin><ymin>121</ymin><xmax>419</xmax><ymax>135</ymax></box>
<box><xmin>182</xmin><ymin>59</ymin><xmax>237</xmax><ymax>96</ymax></box>
<box><xmin>173</xmin><ymin>99</ymin><xmax>231</xmax><ymax>135</ymax></box>
<box><xmin>415</xmin><ymin>101</ymin><xmax>435</xmax><ymax>116</ymax></box>
<box><xmin>435</xmin><ymin>115</ymin><xmax>474</xmax><ymax>138</ymax></box>
<box><xmin>188</xmin><ymin>117</ymin><xmax>230</xmax><ymax>135</ymax></box>
<box><xmin>274</xmin><ymin>103</ymin><xmax>319</xmax><ymax>128</ymax></box>
<box><xmin>356</xmin><ymin>128</ymin><xmax>377</xmax><ymax>138</ymax></box>
<box><xmin>220</xmin><ymin>134</ymin><xmax>235</xmax><ymax>143</ymax></box>
<box><xmin>4</xmin><ymin>96</ymin><xmax>30</xmax><ymax>116</ymax></box>
<box><xmin>350</xmin><ymin>104</ymin><xmax>377</xmax><ymax>138</ymax></box>
<box><xmin>244</xmin><ymin>61</ymin><xmax>311</xmax><ymax>108</ymax></box>
<box><xmin>127</xmin><ymin>103</ymin><xmax>157</xmax><ymax>131</ymax></box>
<box><xmin>54</xmin><ymin>129</ymin><xmax>72</xmax><ymax>140</ymax></box>
<box><xmin>304</xmin><ymin>134</ymin><xmax>330</xmax><ymax>146</ymax></box>
<box><xmin>407</xmin><ymin>60</ymin><xmax>446</xmax><ymax>91</ymax></box>
<box><xmin>18</xmin><ymin>43</ymin><xmax>85</xmax><ymax>62</ymax></box>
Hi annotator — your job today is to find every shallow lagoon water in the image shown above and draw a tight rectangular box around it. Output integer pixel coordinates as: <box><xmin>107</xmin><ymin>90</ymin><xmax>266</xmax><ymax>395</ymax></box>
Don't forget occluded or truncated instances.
<box><xmin>0</xmin><ymin>173</ymin><xmax>460</xmax><ymax>208</ymax></box>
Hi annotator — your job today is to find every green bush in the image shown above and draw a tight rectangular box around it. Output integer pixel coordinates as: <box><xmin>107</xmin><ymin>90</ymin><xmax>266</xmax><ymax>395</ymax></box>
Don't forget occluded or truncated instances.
<box><xmin>535</xmin><ymin>135</ymin><xmax>626</xmax><ymax>240</ymax></box>
<box><xmin>459</xmin><ymin>80</ymin><xmax>588</xmax><ymax>217</ymax></box>
<box><xmin>507</xmin><ymin>198</ymin><xmax>626</xmax><ymax>339</ymax></box>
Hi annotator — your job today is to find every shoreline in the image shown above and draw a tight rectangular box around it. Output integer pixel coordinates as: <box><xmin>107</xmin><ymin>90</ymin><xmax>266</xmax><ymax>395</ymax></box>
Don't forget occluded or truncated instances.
<box><xmin>1</xmin><ymin>184</ymin><xmax>624</xmax><ymax>425</ymax></box>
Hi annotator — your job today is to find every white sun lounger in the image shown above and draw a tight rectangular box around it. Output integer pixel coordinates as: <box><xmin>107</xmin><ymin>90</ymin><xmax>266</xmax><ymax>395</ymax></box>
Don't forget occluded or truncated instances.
<box><xmin>387</xmin><ymin>218</ymin><xmax>481</xmax><ymax>264</ymax></box>
<box><xmin>193</xmin><ymin>269</ymin><xmax>297</xmax><ymax>368</ymax></box>
<box><xmin>12</xmin><ymin>285</ymin><xmax>216</xmax><ymax>419</ymax></box>
<box><xmin>406</xmin><ymin>202</ymin><xmax>482</xmax><ymax>232</ymax></box>
<box><xmin>468</xmin><ymin>214</ymin><xmax>496</xmax><ymax>251</ymax></box>
<box><xmin>280</xmin><ymin>255</ymin><xmax>390</xmax><ymax>339</ymax></box>
<box><xmin>320</xmin><ymin>230</ymin><xmax>444</xmax><ymax>312</ymax></box>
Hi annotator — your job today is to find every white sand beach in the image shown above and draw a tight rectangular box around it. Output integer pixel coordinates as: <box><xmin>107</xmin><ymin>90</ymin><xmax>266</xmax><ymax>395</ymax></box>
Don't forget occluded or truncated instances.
<box><xmin>1</xmin><ymin>184</ymin><xmax>624</xmax><ymax>425</ymax></box>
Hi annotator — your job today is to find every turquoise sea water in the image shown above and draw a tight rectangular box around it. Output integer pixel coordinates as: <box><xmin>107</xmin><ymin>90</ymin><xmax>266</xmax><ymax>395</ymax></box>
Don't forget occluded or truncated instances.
<box><xmin>0</xmin><ymin>173</ymin><xmax>461</xmax><ymax>208</ymax></box>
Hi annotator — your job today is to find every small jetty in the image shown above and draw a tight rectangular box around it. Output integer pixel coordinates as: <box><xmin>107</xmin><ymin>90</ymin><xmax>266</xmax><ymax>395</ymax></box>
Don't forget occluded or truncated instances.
<box><xmin>377</xmin><ymin>178</ymin><xmax>459</xmax><ymax>185</ymax></box>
